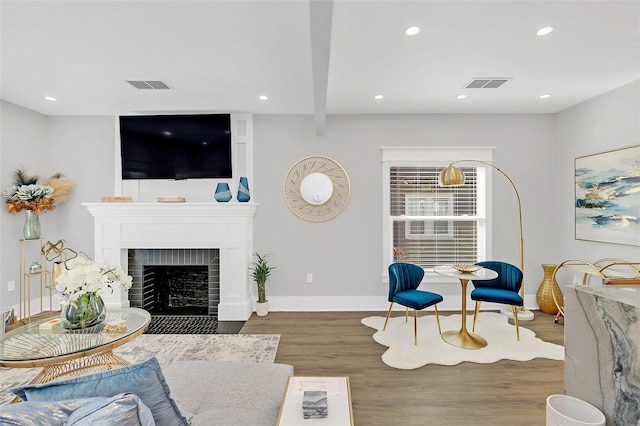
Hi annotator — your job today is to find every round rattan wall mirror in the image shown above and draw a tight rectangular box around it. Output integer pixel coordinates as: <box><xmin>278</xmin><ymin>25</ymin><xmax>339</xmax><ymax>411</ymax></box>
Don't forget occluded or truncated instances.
<box><xmin>283</xmin><ymin>155</ymin><xmax>351</xmax><ymax>222</ymax></box>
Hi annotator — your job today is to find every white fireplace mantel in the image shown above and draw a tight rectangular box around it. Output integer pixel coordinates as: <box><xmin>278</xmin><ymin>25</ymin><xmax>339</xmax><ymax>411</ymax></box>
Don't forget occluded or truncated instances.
<box><xmin>83</xmin><ymin>202</ymin><xmax>258</xmax><ymax>321</ymax></box>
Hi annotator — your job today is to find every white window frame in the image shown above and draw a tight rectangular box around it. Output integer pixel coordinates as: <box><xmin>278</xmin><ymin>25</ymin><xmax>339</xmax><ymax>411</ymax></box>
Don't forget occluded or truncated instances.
<box><xmin>381</xmin><ymin>146</ymin><xmax>495</xmax><ymax>281</ymax></box>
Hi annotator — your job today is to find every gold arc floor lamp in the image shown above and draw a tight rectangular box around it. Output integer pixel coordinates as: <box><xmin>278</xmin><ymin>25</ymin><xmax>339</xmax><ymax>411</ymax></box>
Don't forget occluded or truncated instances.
<box><xmin>439</xmin><ymin>160</ymin><xmax>534</xmax><ymax>321</ymax></box>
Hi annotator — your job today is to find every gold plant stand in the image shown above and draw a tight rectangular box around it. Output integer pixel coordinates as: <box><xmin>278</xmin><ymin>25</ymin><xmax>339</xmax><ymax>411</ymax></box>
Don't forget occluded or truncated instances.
<box><xmin>19</xmin><ymin>238</ymin><xmax>53</xmax><ymax>323</ymax></box>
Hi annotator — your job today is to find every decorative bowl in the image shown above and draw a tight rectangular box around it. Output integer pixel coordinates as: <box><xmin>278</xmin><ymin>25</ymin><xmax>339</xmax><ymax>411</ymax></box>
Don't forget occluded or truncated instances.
<box><xmin>451</xmin><ymin>264</ymin><xmax>482</xmax><ymax>273</ymax></box>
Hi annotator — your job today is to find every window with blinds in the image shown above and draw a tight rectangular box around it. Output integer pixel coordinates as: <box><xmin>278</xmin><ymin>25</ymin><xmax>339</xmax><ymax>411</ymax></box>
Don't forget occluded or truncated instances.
<box><xmin>390</xmin><ymin>166</ymin><xmax>484</xmax><ymax>269</ymax></box>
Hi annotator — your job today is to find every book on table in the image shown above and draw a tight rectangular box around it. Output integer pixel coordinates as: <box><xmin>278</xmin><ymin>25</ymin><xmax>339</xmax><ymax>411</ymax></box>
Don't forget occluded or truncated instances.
<box><xmin>302</xmin><ymin>390</ymin><xmax>328</xmax><ymax>419</ymax></box>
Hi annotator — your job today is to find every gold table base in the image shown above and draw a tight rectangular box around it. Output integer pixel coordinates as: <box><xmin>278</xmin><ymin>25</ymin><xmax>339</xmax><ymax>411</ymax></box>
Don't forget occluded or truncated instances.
<box><xmin>10</xmin><ymin>350</ymin><xmax>131</xmax><ymax>403</ymax></box>
<box><xmin>30</xmin><ymin>350</ymin><xmax>130</xmax><ymax>384</ymax></box>
<box><xmin>441</xmin><ymin>328</ymin><xmax>487</xmax><ymax>350</ymax></box>
<box><xmin>432</xmin><ymin>272</ymin><xmax>494</xmax><ymax>350</ymax></box>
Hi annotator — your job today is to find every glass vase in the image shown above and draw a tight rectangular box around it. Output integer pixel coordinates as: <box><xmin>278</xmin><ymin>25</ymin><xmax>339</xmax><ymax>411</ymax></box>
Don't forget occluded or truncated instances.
<box><xmin>60</xmin><ymin>292</ymin><xmax>107</xmax><ymax>330</ymax></box>
<box><xmin>214</xmin><ymin>182</ymin><xmax>232</xmax><ymax>202</ymax></box>
<box><xmin>23</xmin><ymin>210</ymin><xmax>41</xmax><ymax>240</ymax></box>
<box><xmin>237</xmin><ymin>176</ymin><xmax>251</xmax><ymax>202</ymax></box>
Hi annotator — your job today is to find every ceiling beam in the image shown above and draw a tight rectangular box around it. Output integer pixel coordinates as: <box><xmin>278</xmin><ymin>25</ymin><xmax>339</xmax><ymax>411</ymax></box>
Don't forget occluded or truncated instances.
<box><xmin>309</xmin><ymin>0</ymin><xmax>333</xmax><ymax>136</ymax></box>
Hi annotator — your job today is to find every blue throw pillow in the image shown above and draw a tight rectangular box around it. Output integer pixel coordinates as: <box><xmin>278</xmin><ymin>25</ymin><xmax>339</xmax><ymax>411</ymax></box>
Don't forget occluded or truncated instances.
<box><xmin>11</xmin><ymin>357</ymin><xmax>188</xmax><ymax>426</ymax></box>
<box><xmin>68</xmin><ymin>392</ymin><xmax>155</xmax><ymax>425</ymax></box>
<box><xmin>0</xmin><ymin>396</ymin><xmax>104</xmax><ymax>425</ymax></box>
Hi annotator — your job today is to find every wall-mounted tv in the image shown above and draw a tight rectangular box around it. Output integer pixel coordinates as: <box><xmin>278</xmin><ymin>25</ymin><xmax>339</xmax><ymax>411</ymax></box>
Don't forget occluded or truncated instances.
<box><xmin>119</xmin><ymin>114</ymin><xmax>232</xmax><ymax>180</ymax></box>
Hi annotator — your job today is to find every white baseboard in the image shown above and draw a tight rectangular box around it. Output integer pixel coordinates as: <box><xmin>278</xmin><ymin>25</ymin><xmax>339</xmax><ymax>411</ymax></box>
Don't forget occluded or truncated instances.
<box><xmin>218</xmin><ymin>301</ymin><xmax>253</xmax><ymax>321</ymax></box>
<box><xmin>264</xmin><ymin>295</ymin><xmax>539</xmax><ymax>313</ymax></box>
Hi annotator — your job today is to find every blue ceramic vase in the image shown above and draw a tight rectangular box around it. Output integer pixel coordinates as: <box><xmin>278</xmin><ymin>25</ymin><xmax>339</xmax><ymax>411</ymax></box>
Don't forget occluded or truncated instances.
<box><xmin>237</xmin><ymin>177</ymin><xmax>250</xmax><ymax>202</ymax></box>
<box><xmin>214</xmin><ymin>182</ymin><xmax>232</xmax><ymax>202</ymax></box>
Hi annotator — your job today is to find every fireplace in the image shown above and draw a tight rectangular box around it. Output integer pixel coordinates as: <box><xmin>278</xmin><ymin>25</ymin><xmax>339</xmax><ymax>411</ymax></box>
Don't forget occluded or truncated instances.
<box><xmin>128</xmin><ymin>248</ymin><xmax>220</xmax><ymax>316</ymax></box>
<box><xmin>145</xmin><ymin>266</ymin><xmax>208</xmax><ymax>314</ymax></box>
<box><xmin>83</xmin><ymin>202</ymin><xmax>257</xmax><ymax>321</ymax></box>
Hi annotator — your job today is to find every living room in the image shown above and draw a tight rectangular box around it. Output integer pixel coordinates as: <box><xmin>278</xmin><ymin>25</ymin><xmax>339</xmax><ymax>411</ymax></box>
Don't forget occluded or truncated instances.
<box><xmin>0</xmin><ymin>1</ymin><xmax>639</xmax><ymax>425</ymax></box>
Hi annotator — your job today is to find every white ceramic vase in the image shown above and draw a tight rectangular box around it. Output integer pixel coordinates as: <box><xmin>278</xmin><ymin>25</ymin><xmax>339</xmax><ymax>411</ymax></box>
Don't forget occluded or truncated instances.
<box><xmin>256</xmin><ymin>301</ymin><xmax>269</xmax><ymax>317</ymax></box>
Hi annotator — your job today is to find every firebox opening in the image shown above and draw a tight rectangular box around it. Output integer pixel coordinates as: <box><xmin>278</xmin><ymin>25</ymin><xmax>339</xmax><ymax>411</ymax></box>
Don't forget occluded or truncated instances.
<box><xmin>145</xmin><ymin>265</ymin><xmax>208</xmax><ymax>315</ymax></box>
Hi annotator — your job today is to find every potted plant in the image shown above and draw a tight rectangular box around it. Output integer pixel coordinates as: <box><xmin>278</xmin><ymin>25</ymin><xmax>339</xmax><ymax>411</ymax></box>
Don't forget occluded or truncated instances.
<box><xmin>250</xmin><ymin>253</ymin><xmax>275</xmax><ymax>316</ymax></box>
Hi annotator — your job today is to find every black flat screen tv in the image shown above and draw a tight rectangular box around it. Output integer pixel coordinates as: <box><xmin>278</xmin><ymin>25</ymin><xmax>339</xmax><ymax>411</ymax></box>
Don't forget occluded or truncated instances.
<box><xmin>119</xmin><ymin>114</ymin><xmax>232</xmax><ymax>180</ymax></box>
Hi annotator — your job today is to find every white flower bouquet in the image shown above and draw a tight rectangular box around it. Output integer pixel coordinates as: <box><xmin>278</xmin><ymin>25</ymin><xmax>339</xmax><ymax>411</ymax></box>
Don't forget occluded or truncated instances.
<box><xmin>55</xmin><ymin>257</ymin><xmax>133</xmax><ymax>305</ymax></box>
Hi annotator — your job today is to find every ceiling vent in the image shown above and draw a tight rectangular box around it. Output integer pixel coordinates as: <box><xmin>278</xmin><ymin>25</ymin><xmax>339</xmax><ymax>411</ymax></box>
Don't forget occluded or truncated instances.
<box><xmin>126</xmin><ymin>80</ymin><xmax>172</xmax><ymax>90</ymax></box>
<box><xmin>465</xmin><ymin>78</ymin><xmax>511</xmax><ymax>89</ymax></box>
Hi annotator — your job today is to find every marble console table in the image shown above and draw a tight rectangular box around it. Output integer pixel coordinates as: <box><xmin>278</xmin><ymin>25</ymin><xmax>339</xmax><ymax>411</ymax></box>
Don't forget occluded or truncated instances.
<box><xmin>564</xmin><ymin>284</ymin><xmax>640</xmax><ymax>425</ymax></box>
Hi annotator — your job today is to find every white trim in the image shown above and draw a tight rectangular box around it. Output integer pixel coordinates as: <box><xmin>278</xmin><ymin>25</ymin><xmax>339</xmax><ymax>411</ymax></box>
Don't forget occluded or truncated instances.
<box><xmin>380</xmin><ymin>146</ymin><xmax>496</xmax><ymax>163</ymax></box>
<box><xmin>381</xmin><ymin>146</ymin><xmax>495</xmax><ymax>282</ymax></box>
<box><xmin>266</xmin><ymin>295</ymin><xmax>538</xmax><ymax>313</ymax></box>
<box><xmin>83</xmin><ymin>202</ymin><xmax>257</xmax><ymax>321</ymax></box>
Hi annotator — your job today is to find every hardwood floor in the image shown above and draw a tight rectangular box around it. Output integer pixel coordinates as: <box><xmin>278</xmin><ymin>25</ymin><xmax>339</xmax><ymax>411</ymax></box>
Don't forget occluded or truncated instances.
<box><xmin>240</xmin><ymin>310</ymin><xmax>564</xmax><ymax>426</ymax></box>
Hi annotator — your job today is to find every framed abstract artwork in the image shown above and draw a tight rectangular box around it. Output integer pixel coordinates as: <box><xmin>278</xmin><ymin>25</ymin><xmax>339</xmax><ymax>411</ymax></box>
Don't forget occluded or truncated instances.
<box><xmin>575</xmin><ymin>145</ymin><xmax>640</xmax><ymax>246</ymax></box>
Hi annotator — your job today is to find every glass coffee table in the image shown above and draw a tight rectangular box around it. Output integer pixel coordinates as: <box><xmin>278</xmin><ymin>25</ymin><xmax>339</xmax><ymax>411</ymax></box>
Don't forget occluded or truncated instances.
<box><xmin>0</xmin><ymin>308</ymin><xmax>150</xmax><ymax>385</ymax></box>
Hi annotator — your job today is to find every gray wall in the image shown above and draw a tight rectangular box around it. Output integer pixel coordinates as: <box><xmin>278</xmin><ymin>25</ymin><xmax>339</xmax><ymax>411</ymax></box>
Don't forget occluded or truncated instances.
<box><xmin>253</xmin><ymin>114</ymin><xmax>557</xmax><ymax>310</ymax></box>
<box><xmin>44</xmin><ymin>116</ymin><xmax>116</xmax><ymax>251</ymax></box>
<box><xmin>555</xmin><ymin>80</ymin><xmax>640</xmax><ymax>261</ymax></box>
<box><xmin>0</xmin><ymin>105</ymin><xmax>115</xmax><ymax>314</ymax></box>
<box><xmin>1</xmin><ymin>79</ymin><xmax>638</xmax><ymax>314</ymax></box>
<box><xmin>0</xmin><ymin>101</ymin><xmax>50</xmax><ymax>314</ymax></box>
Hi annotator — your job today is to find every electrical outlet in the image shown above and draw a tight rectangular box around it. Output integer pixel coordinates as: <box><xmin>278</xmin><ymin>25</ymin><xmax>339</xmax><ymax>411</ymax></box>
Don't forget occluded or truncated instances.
<box><xmin>306</xmin><ymin>273</ymin><xmax>313</xmax><ymax>284</ymax></box>
<box><xmin>7</xmin><ymin>280</ymin><xmax>15</xmax><ymax>291</ymax></box>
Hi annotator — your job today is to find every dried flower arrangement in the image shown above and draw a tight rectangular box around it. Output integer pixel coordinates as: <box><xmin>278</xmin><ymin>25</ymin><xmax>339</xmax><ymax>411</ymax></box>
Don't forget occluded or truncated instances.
<box><xmin>2</xmin><ymin>169</ymin><xmax>75</xmax><ymax>214</ymax></box>
<box><xmin>393</xmin><ymin>247</ymin><xmax>406</xmax><ymax>262</ymax></box>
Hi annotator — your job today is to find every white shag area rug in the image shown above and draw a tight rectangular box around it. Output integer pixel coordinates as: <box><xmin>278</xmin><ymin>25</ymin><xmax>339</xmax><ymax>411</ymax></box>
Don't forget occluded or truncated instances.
<box><xmin>0</xmin><ymin>334</ymin><xmax>279</xmax><ymax>405</ymax></box>
<box><xmin>362</xmin><ymin>312</ymin><xmax>563</xmax><ymax>370</ymax></box>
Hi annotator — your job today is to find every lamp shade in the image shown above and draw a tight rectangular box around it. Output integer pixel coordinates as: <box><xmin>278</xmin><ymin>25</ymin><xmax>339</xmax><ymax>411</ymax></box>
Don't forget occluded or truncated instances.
<box><xmin>439</xmin><ymin>165</ymin><xmax>466</xmax><ymax>186</ymax></box>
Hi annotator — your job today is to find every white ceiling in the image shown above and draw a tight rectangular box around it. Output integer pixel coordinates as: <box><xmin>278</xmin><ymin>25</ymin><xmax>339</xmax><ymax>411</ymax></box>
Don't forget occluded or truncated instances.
<box><xmin>1</xmin><ymin>0</ymin><xmax>639</xmax><ymax>130</ymax></box>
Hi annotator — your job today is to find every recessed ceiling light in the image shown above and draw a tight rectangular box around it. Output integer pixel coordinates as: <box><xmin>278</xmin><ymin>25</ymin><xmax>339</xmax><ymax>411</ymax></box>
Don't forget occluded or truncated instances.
<box><xmin>44</xmin><ymin>96</ymin><xmax>56</xmax><ymax>101</ymax></box>
<box><xmin>456</xmin><ymin>94</ymin><xmax>467</xmax><ymax>100</ymax></box>
<box><xmin>405</xmin><ymin>26</ymin><xmax>421</xmax><ymax>36</ymax></box>
<box><xmin>540</xmin><ymin>94</ymin><xmax>551</xmax><ymax>99</ymax></box>
<box><xmin>258</xmin><ymin>95</ymin><xmax>269</xmax><ymax>101</ymax></box>
<box><xmin>536</xmin><ymin>26</ymin><xmax>555</xmax><ymax>36</ymax></box>
<box><xmin>374</xmin><ymin>94</ymin><xmax>384</xmax><ymax>100</ymax></box>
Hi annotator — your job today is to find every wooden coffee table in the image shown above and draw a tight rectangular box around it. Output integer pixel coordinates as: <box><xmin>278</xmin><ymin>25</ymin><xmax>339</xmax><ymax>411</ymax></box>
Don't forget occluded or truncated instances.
<box><xmin>0</xmin><ymin>308</ymin><xmax>150</xmax><ymax>385</ymax></box>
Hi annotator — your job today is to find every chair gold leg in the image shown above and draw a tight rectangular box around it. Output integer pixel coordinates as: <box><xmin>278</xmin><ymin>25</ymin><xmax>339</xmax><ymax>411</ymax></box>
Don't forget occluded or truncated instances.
<box><xmin>511</xmin><ymin>305</ymin><xmax>520</xmax><ymax>341</ymax></box>
<box><xmin>472</xmin><ymin>301</ymin><xmax>481</xmax><ymax>332</ymax></box>
<box><xmin>405</xmin><ymin>307</ymin><xmax>409</xmax><ymax>323</ymax></box>
<box><xmin>383</xmin><ymin>302</ymin><xmax>394</xmax><ymax>331</ymax></box>
<box><xmin>434</xmin><ymin>305</ymin><xmax>442</xmax><ymax>334</ymax></box>
<box><xmin>413</xmin><ymin>310</ymin><xmax>418</xmax><ymax>345</ymax></box>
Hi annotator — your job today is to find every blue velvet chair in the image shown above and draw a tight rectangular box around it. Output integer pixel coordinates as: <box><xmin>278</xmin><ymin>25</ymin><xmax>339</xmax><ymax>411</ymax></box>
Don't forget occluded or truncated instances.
<box><xmin>383</xmin><ymin>262</ymin><xmax>443</xmax><ymax>345</ymax></box>
<box><xmin>470</xmin><ymin>261</ymin><xmax>523</xmax><ymax>341</ymax></box>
